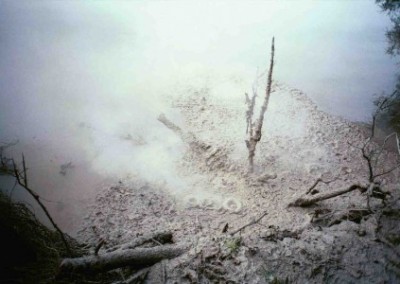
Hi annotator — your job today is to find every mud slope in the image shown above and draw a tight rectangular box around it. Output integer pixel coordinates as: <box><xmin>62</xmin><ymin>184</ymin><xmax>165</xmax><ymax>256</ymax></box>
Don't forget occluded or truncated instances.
<box><xmin>79</xmin><ymin>83</ymin><xmax>400</xmax><ymax>283</ymax></box>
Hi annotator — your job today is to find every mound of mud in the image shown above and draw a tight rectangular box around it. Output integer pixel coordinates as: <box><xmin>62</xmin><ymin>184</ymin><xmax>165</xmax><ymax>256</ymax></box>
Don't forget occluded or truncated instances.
<box><xmin>79</xmin><ymin>84</ymin><xmax>400</xmax><ymax>283</ymax></box>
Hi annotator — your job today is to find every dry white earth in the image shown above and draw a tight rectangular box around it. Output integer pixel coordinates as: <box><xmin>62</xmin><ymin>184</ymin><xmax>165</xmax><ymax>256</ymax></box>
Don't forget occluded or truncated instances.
<box><xmin>79</xmin><ymin>83</ymin><xmax>400</xmax><ymax>283</ymax></box>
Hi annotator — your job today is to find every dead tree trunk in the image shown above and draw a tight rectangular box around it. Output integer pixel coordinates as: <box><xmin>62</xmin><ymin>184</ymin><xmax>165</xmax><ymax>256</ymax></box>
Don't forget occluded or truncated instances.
<box><xmin>245</xmin><ymin>37</ymin><xmax>275</xmax><ymax>173</ymax></box>
<box><xmin>59</xmin><ymin>244</ymin><xmax>187</xmax><ymax>275</ymax></box>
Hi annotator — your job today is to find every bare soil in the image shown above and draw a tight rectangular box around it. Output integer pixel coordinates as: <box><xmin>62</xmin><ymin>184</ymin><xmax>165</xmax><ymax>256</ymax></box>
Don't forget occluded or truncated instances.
<box><xmin>79</xmin><ymin>83</ymin><xmax>400</xmax><ymax>283</ymax></box>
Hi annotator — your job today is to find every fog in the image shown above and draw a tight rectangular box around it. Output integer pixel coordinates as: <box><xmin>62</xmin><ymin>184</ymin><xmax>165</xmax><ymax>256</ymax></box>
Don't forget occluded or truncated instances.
<box><xmin>0</xmin><ymin>1</ymin><xmax>397</xmax><ymax>234</ymax></box>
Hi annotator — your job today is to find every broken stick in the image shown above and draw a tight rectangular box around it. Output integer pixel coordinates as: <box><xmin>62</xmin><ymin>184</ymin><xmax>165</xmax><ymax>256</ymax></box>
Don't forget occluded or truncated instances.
<box><xmin>230</xmin><ymin>211</ymin><xmax>268</xmax><ymax>235</ymax></box>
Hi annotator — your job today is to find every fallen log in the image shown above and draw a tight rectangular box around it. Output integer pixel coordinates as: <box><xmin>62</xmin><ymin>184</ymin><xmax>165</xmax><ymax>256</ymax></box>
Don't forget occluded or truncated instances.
<box><xmin>59</xmin><ymin>244</ymin><xmax>187</xmax><ymax>275</ymax></box>
<box><xmin>288</xmin><ymin>184</ymin><xmax>367</xmax><ymax>207</ymax></box>
<box><xmin>107</xmin><ymin>231</ymin><xmax>173</xmax><ymax>252</ymax></box>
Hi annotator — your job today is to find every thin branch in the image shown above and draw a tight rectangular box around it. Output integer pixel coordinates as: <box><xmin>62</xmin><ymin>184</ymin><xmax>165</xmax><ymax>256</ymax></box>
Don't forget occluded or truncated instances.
<box><xmin>305</xmin><ymin>177</ymin><xmax>339</xmax><ymax>195</ymax></box>
<box><xmin>230</xmin><ymin>211</ymin><xmax>268</xmax><ymax>235</ymax></box>
<box><xmin>374</xmin><ymin>132</ymin><xmax>397</xmax><ymax>167</ymax></box>
<box><xmin>22</xmin><ymin>153</ymin><xmax>28</xmax><ymax>187</ymax></box>
<box><xmin>361</xmin><ymin>140</ymin><xmax>374</xmax><ymax>182</ymax></box>
<box><xmin>94</xmin><ymin>239</ymin><xmax>106</xmax><ymax>256</ymax></box>
<box><xmin>11</xmin><ymin>158</ymin><xmax>71</xmax><ymax>255</ymax></box>
<box><xmin>255</xmin><ymin>37</ymin><xmax>275</xmax><ymax>140</ymax></box>
<box><xmin>373</xmin><ymin>162</ymin><xmax>400</xmax><ymax>179</ymax></box>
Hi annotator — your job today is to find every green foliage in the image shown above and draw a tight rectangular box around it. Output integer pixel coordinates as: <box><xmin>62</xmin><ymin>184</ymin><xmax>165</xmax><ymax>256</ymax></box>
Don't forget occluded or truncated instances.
<box><xmin>224</xmin><ymin>236</ymin><xmax>241</xmax><ymax>254</ymax></box>
<box><xmin>377</xmin><ymin>0</ymin><xmax>400</xmax><ymax>56</ymax></box>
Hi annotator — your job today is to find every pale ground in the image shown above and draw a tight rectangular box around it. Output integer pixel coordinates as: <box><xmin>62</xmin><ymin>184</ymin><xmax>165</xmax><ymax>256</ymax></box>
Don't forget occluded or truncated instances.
<box><xmin>79</xmin><ymin>83</ymin><xmax>400</xmax><ymax>283</ymax></box>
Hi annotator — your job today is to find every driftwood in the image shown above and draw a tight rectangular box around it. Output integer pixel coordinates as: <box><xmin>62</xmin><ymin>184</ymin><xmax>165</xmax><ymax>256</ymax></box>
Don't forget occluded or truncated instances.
<box><xmin>289</xmin><ymin>184</ymin><xmax>367</xmax><ymax>207</ymax></box>
<box><xmin>59</xmin><ymin>244</ymin><xmax>187</xmax><ymax>274</ymax></box>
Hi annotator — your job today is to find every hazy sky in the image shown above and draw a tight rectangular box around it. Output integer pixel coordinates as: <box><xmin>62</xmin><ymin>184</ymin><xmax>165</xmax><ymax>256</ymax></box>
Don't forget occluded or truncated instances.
<box><xmin>0</xmin><ymin>0</ymin><xmax>397</xmax><ymax>141</ymax></box>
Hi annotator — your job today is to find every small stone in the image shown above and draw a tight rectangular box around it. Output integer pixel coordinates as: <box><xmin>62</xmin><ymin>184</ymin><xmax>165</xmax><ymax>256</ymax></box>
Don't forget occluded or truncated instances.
<box><xmin>357</xmin><ymin>229</ymin><xmax>366</xmax><ymax>237</ymax></box>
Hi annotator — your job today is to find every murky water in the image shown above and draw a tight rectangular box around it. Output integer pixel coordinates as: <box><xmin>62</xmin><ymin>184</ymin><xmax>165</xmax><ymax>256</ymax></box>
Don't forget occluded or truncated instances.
<box><xmin>0</xmin><ymin>1</ymin><xmax>398</xmax><ymax>235</ymax></box>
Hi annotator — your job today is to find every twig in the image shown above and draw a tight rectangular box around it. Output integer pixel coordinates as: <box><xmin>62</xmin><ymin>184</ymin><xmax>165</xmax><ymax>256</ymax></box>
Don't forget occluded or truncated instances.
<box><xmin>230</xmin><ymin>211</ymin><xmax>268</xmax><ymax>235</ymax></box>
<box><xmin>373</xmin><ymin>162</ymin><xmax>400</xmax><ymax>179</ymax></box>
<box><xmin>12</xmin><ymin>157</ymin><xmax>71</xmax><ymax>255</ymax></box>
<box><xmin>361</xmin><ymin>140</ymin><xmax>374</xmax><ymax>182</ymax></box>
<box><xmin>374</xmin><ymin>132</ymin><xmax>400</xmax><ymax>167</ymax></box>
<box><xmin>22</xmin><ymin>153</ymin><xmax>28</xmax><ymax>187</ymax></box>
<box><xmin>372</xmin><ymin>90</ymin><xmax>398</xmax><ymax>137</ymax></box>
<box><xmin>305</xmin><ymin>177</ymin><xmax>339</xmax><ymax>195</ymax></box>
<box><xmin>94</xmin><ymin>239</ymin><xmax>106</xmax><ymax>256</ymax></box>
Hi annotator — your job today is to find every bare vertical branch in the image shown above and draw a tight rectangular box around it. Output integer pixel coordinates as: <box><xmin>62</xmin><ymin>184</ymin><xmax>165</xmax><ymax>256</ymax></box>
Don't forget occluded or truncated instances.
<box><xmin>245</xmin><ymin>37</ymin><xmax>275</xmax><ymax>172</ymax></box>
<box><xmin>256</xmin><ymin>37</ymin><xmax>275</xmax><ymax>139</ymax></box>
<box><xmin>22</xmin><ymin>153</ymin><xmax>28</xmax><ymax>187</ymax></box>
<box><xmin>360</xmin><ymin>139</ymin><xmax>374</xmax><ymax>182</ymax></box>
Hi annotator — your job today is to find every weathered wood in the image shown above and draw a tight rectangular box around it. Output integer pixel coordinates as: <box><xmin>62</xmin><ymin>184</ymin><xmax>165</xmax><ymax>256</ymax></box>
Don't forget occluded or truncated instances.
<box><xmin>289</xmin><ymin>184</ymin><xmax>367</xmax><ymax>207</ymax></box>
<box><xmin>59</xmin><ymin>244</ymin><xmax>187</xmax><ymax>274</ymax></box>
<box><xmin>107</xmin><ymin>231</ymin><xmax>173</xmax><ymax>252</ymax></box>
<box><xmin>246</xmin><ymin>37</ymin><xmax>275</xmax><ymax>172</ymax></box>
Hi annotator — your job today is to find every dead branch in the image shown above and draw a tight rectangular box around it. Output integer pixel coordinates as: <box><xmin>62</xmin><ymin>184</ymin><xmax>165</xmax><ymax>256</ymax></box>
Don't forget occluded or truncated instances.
<box><xmin>94</xmin><ymin>239</ymin><xmax>106</xmax><ymax>256</ymax></box>
<box><xmin>9</xmin><ymin>157</ymin><xmax>72</xmax><ymax>254</ymax></box>
<box><xmin>305</xmin><ymin>177</ymin><xmax>339</xmax><ymax>195</ymax></box>
<box><xmin>0</xmin><ymin>146</ymin><xmax>71</xmax><ymax>254</ymax></box>
<box><xmin>245</xmin><ymin>37</ymin><xmax>275</xmax><ymax>172</ymax></box>
<box><xmin>230</xmin><ymin>211</ymin><xmax>268</xmax><ymax>235</ymax></box>
<box><xmin>107</xmin><ymin>231</ymin><xmax>173</xmax><ymax>252</ymax></box>
<box><xmin>59</xmin><ymin>244</ymin><xmax>187</xmax><ymax>274</ymax></box>
<box><xmin>157</xmin><ymin>113</ymin><xmax>210</xmax><ymax>152</ymax></box>
<box><xmin>245</xmin><ymin>92</ymin><xmax>256</xmax><ymax>135</ymax></box>
<box><xmin>372</xmin><ymin>90</ymin><xmax>398</xmax><ymax>137</ymax></box>
<box><xmin>157</xmin><ymin>113</ymin><xmax>188</xmax><ymax>141</ymax></box>
<box><xmin>245</xmin><ymin>70</ymin><xmax>260</xmax><ymax>135</ymax></box>
<box><xmin>373</xmin><ymin>162</ymin><xmax>400</xmax><ymax>179</ymax></box>
<box><xmin>289</xmin><ymin>184</ymin><xmax>367</xmax><ymax>207</ymax></box>
<box><xmin>376</xmin><ymin>133</ymin><xmax>399</xmax><ymax>162</ymax></box>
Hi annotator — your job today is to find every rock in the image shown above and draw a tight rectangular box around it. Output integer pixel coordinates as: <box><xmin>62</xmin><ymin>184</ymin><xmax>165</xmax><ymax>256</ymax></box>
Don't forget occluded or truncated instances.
<box><xmin>257</xmin><ymin>173</ymin><xmax>277</xmax><ymax>183</ymax></box>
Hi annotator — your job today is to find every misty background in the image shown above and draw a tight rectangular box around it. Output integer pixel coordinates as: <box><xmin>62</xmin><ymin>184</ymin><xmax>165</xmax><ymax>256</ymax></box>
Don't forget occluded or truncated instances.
<box><xmin>0</xmin><ymin>0</ymin><xmax>398</xmax><ymax>234</ymax></box>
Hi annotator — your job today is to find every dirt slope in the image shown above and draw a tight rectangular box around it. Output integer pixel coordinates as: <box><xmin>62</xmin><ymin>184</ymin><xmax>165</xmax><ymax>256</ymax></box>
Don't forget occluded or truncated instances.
<box><xmin>79</xmin><ymin>83</ymin><xmax>400</xmax><ymax>283</ymax></box>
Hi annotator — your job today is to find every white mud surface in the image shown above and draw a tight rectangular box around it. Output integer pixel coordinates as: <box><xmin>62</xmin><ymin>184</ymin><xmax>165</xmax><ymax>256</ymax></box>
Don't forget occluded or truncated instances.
<box><xmin>79</xmin><ymin>83</ymin><xmax>400</xmax><ymax>283</ymax></box>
